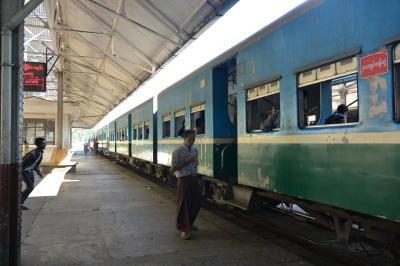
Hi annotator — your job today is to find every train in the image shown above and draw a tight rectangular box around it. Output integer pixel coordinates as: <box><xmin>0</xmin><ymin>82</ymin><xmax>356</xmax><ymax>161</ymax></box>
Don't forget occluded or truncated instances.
<box><xmin>95</xmin><ymin>0</ymin><xmax>400</xmax><ymax>249</ymax></box>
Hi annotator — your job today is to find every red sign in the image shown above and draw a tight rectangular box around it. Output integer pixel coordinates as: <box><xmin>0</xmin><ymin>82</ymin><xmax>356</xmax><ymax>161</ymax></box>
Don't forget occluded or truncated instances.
<box><xmin>360</xmin><ymin>50</ymin><xmax>389</xmax><ymax>79</ymax></box>
<box><xmin>23</xmin><ymin>62</ymin><xmax>47</xmax><ymax>92</ymax></box>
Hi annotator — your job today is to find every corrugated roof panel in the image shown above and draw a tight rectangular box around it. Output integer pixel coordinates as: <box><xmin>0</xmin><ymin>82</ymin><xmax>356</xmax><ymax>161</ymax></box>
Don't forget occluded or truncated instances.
<box><xmin>36</xmin><ymin>0</ymin><xmax>238</xmax><ymax>127</ymax></box>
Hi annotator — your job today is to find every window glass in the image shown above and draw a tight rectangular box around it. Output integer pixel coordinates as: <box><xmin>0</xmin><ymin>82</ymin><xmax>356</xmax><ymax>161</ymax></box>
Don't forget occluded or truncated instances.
<box><xmin>162</xmin><ymin>114</ymin><xmax>171</xmax><ymax>138</ymax></box>
<box><xmin>174</xmin><ymin>110</ymin><xmax>185</xmax><ymax>137</ymax></box>
<box><xmin>298</xmin><ymin>57</ymin><xmax>359</xmax><ymax>127</ymax></box>
<box><xmin>24</xmin><ymin>119</ymin><xmax>55</xmax><ymax>145</ymax></box>
<box><xmin>46</xmin><ymin>120</ymin><xmax>55</xmax><ymax>143</ymax></box>
<box><xmin>190</xmin><ymin>104</ymin><xmax>205</xmax><ymax>135</ymax></box>
<box><xmin>246</xmin><ymin>81</ymin><xmax>280</xmax><ymax>133</ymax></box>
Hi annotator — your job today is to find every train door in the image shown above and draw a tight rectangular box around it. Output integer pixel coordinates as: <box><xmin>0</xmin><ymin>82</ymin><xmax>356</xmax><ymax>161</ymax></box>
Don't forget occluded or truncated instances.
<box><xmin>212</xmin><ymin>58</ymin><xmax>238</xmax><ymax>184</ymax></box>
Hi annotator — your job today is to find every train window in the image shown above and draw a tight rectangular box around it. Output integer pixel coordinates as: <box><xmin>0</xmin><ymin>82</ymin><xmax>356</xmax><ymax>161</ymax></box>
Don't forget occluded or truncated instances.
<box><xmin>174</xmin><ymin>109</ymin><xmax>185</xmax><ymax>137</ymax></box>
<box><xmin>132</xmin><ymin>124</ymin><xmax>137</xmax><ymax>140</ymax></box>
<box><xmin>121</xmin><ymin>128</ymin><xmax>127</xmax><ymax>141</ymax></box>
<box><xmin>394</xmin><ymin>43</ymin><xmax>400</xmax><ymax>122</ymax></box>
<box><xmin>246</xmin><ymin>80</ymin><xmax>280</xmax><ymax>133</ymax></box>
<box><xmin>298</xmin><ymin>57</ymin><xmax>359</xmax><ymax>127</ymax></box>
<box><xmin>144</xmin><ymin>120</ymin><xmax>150</xmax><ymax>139</ymax></box>
<box><xmin>138</xmin><ymin>123</ymin><xmax>143</xmax><ymax>140</ymax></box>
<box><xmin>190</xmin><ymin>103</ymin><xmax>205</xmax><ymax>135</ymax></box>
<box><xmin>162</xmin><ymin>114</ymin><xmax>171</xmax><ymax>138</ymax></box>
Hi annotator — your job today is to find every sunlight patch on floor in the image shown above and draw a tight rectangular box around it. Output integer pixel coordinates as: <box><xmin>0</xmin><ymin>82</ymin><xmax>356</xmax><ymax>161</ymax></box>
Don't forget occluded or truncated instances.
<box><xmin>29</xmin><ymin>167</ymin><xmax>79</xmax><ymax>197</ymax></box>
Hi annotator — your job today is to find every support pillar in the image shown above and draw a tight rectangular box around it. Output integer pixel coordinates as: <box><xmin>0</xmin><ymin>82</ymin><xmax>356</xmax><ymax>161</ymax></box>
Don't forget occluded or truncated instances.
<box><xmin>0</xmin><ymin>0</ymin><xmax>44</xmax><ymax>265</ymax></box>
<box><xmin>57</xmin><ymin>70</ymin><xmax>64</xmax><ymax>148</ymax></box>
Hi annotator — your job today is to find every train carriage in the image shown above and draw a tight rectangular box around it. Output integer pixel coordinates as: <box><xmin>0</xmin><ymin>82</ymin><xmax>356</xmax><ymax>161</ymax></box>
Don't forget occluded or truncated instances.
<box><xmin>108</xmin><ymin>121</ymin><xmax>116</xmax><ymax>155</ymax></box>
<box><xmin>235</xmin><ymin>0</ymin><xmax>400</xmax><ymax>224</ymax></box>
<box><xmin>156</xmin><ymin>58</ymin><xmax>237</xmax><ymax>184</ymax></box>
<box><xmin>96</xmin><ymin>0</ymin><xmax>400</xmax><ymax>248</ymax></box>
<box><xmin>115</xmin><ymin>113</ymin><xmax>130</xmax><ymax>157</ymax></box>
<box><xmin>96</xmin><ymin>126</ymin><xmax>108</xmax><ymax>153</ymax></box>
<box><xmin>130</xmin><ymin>98</ymin><xmax>155</xmax><ymax>167</ymax></box>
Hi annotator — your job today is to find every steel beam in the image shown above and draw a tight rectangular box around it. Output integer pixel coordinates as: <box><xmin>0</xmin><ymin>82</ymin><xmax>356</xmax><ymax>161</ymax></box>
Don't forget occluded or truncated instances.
<box><xmin>56</xmin><ymin>70</ymin><xmax>64</xmax><ymax>148</ymax></box>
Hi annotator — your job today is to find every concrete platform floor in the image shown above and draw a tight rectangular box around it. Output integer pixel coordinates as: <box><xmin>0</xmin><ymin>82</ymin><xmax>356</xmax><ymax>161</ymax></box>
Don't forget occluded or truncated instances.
<box><xmin>21</xmin><ymin>152</ymin><xmax>339</xmax><ymax>266</ymax></box>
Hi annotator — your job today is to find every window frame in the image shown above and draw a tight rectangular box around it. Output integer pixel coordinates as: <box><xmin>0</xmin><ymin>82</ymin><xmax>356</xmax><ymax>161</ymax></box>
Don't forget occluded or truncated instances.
<box><xmin>297</xmin><ymin>57</ymin><xmax>359</xmax><ymax>129</ymax></box>
<box><xmin>190</xmin><ymin>103</ymin><xmax>206</xmax><ymax>135</ymax></box>
<box><xmin>24</xmin><ymin>118</ymin><xmax>55</xmax><ymax>145</ymax></box>
<box><xmin>245</xmin><ymin>79</ymin><xmax>281</xmax><ymax>134</ymax></box>
<box><xmin>162</xmin><ymin>113</ymin><xmax>171</xmax><ymax>138</ymax></box>
<box><xmin>174</xmin><ymin>109</ymin><xmax>185</xmax><ymax>138</ymax></box>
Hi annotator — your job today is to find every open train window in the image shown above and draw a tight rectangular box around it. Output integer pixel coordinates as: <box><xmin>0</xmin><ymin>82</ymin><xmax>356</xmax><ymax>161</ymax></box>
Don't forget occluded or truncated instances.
<box><xmin>138</xmin><ymin>123</ymin><xmax>143</xmax><ymax>140</ymax></box>
<box><xmin>190</xmin><ymin>103</ymin><xmax>205</xmax><ymax>135</ymax></box>
<box><xmin>144</xmin><ymin>121</ymin><xmax>150</xmax><ymax>139</ymax></box>
<box><xmin>394</xmin><ymin>43</ymin><xmax>400</xmax><ymax>122</ymax></box>
<box><xmin>174</xmin><ymin>109</ymin><xmax>185</xmax><ymax>137</ymax></box>
<box><xmin>246</xmin><ymin>80</ymin><xmax>280</xmax><ymax>133</ymax></box>
<box><xmin>132</xmin><ymin>124</ymin><xmax>137</xmax><ymax>140</ymax></box>
<box><xmin>298</xmin><ymin>57</ymin><xmax>359</xmax><ymax>128</ymax></box>
<box><xmin>121</xmin><ymin>128</ymin><xmax>127</xmax><ymax>141</ymax></box>
<box><xmin>162</xmin><ymin>114</ymin><xmax>171</xmax><ymax>138</ymax></box>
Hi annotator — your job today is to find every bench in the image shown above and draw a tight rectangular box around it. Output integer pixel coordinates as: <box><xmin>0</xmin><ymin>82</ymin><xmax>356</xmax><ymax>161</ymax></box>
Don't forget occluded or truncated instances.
<box><xmin>42</xmin><ymin>161</ymin><xmax>78</xmax><ymax>174</ymax></box>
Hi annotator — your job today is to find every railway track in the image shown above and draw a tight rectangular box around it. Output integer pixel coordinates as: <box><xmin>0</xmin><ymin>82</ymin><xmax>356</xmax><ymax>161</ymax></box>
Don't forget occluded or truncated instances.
<box><xmin>116</xmin><ymin>159</ymin><xmax>397</xmax><ymax>266</ymax></box>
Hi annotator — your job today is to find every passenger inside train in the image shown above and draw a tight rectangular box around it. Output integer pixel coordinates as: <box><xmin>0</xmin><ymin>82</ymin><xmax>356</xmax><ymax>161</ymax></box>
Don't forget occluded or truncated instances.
<box><xmin>260</xmin><ymin>110</ymin><xmax>280</xmax><ymax>132</ymax></box>
<box><xmin>325</xmin><ymin>104</ymin><xmax>348</xmax><ymax>124</ymax></box>
<box><xmin>178</xmin><ymin>121</ymin><xmax>185</xmax><ymax>137</ymax></box>
<box><xmin>195</xmin><ymin>118</ymin><xmax>205</xmax><ymax>135</ymax></box>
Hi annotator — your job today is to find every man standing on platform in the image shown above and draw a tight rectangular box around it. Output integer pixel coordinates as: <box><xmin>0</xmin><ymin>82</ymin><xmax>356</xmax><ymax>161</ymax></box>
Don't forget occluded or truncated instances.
<box><xmin>171</xmin><ymin>130</ymin><xmax>201</xmax><ymax>240</ymax></box>
<box><xmin>21</xmin><ymin>137</ymin><xmax>46</xmax><ymax>210</ymax></box>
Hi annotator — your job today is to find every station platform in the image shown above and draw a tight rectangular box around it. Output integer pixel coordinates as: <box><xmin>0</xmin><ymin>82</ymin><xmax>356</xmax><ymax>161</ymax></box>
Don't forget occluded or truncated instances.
<box><xmin>21</xmin><ymin>152</ymin><xmax>337</xmax><ymax>266</ymax></box>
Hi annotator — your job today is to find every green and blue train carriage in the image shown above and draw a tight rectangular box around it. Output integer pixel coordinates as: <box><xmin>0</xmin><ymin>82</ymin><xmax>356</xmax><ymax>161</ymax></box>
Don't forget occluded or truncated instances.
<box><xmin>102</xmin><ymin>99</ymin><xmax>156</xmax><ymax>165</ymax></box>
<box><xmin>96</xmin><ymin>126</ymin><xmax>108</xmax><ymax>152</ymax></box>
<box><xmin>156</xmin><ymin>57</ymin><xmax>238</xmax><ymax>183</ymax></box>
<box><xmin>95</xmin><ymin>0</ymin><xmax>400</xmax><ymax>243</ymax></box>
<box><xmin>234</xmin><ymin>0</ymin><xmax>400</xmax><ymax>224</ymax></box>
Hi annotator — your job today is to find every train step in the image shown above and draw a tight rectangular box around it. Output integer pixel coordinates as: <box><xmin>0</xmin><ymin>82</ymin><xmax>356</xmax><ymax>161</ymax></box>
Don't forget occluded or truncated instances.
<box><xmin>224</xmin><ymin>186</ymin><xmax>254</xmax><ymax>211</ymax></box>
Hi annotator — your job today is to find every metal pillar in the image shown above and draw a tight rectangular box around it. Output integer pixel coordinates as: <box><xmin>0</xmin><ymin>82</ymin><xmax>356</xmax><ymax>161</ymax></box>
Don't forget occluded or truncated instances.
<box><xmin>0</xmin><ymin>0</ymin><xmax>44</xmax><ymax>265</ymax></box>
<box><xmin>57</xmin><ymin>70</ymin><xmax>64</xmax><ymax>148</ymax></box>
<box><xmin>1</xmin><ymin>29</ymin><xmax>12</xmax><ymax>164</ymax></box>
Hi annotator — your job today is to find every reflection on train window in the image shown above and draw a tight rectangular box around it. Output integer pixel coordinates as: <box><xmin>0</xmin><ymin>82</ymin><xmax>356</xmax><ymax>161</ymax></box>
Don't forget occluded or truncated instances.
<box><xmin>138</xmin><ymin>124</ymin><xmax>143</xmax><ymax>140</ymax></box>
<box><xmin>190</xmin><ymin>103</ymin><xmax>205</xmax><ymax>135</ymax></box>
<box><xmin>144</xmin><ymin>121</ymin><xmax>150</xmax><ymax>139</ymax></box>
<box><xmin>246</xmin><ymin>80</ymin><xmax>280</xmax><ymax>133</ymax></box>
<box><xmin>132</xmin><ymin>124</ymin><xmax>137</xmax><ymax>140</ymax></box>
<box><xmin>298</xmin><ymin>57</ymin><xmax>359</xmax><ymax>127</ymax></box>
<box><xmin>162</xmin><ymin>114</ymin><xmax>171</xmax><ymax>138</ymax></box>
<box><xmin>174</xmin><ymin>109</ymin><xmax>185</xmax><ymax>137</ymax></box>
<box><xmin>394</xmin><ymin>43</ymin><xmax>400</xmax><ymax>122</ymax></box>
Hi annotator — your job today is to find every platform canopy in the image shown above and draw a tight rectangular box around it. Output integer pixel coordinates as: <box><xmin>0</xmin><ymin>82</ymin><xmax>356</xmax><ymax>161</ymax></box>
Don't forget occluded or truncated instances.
<box><xmin>24</xmin><ymin>0</ymin><xmax>237</xmax><ymax>128</ymax></box>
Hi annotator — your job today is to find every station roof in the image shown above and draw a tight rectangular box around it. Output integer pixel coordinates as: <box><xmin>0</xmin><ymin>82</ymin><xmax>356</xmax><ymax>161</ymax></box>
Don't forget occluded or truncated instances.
<box><xmin>24</xmin><ymin>0</ymin><xmax>237</xmax><ymax>128</ymax></box>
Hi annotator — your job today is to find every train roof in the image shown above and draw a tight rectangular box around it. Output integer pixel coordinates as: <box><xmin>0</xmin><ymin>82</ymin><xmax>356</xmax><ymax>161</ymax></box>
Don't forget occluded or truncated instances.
<box><xmin>158</xmin><ymin>0</ymin><xmax>321</xmax><ymax>97</ymax></box>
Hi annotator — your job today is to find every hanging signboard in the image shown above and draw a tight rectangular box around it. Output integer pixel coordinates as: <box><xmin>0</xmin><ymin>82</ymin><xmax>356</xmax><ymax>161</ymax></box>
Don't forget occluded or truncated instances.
<box><xmin>360</xmin><ymin>50</ymin><xmax>388</xmax><ymax>79</ymax></box>
<box><xmin>23</xmin><ymin>62</ymin><xmax>47</xmax><ymax>92</ymax></box>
